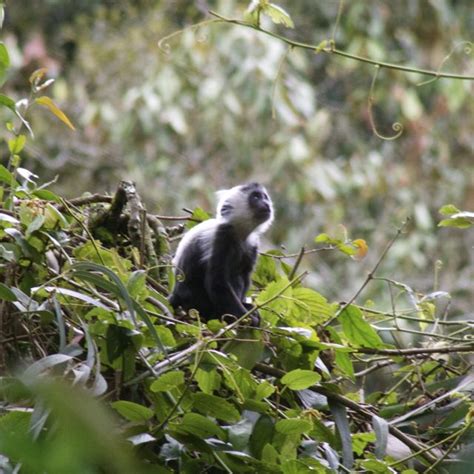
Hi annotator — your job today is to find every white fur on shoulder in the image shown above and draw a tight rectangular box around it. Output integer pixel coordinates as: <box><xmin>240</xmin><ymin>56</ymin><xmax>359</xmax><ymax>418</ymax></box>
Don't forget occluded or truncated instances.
<box><xmin>173</xmin><ymin>218</ymin><xmax>218</xmax><ymax>266</ymax></box>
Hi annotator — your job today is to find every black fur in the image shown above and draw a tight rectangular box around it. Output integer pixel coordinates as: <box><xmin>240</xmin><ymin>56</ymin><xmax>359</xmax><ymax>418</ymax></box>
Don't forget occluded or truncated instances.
<box><xmin>169</xmin><ymin>183</ymin><xmax>272</xmax><ymax>325</ymax></box>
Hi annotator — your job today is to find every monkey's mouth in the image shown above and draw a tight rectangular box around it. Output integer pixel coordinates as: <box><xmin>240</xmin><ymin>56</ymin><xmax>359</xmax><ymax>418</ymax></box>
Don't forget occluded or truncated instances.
<box><xmin>255</xmin><ymin>204</ymin><xmax>271</xmax><ymax>220</ymax></box>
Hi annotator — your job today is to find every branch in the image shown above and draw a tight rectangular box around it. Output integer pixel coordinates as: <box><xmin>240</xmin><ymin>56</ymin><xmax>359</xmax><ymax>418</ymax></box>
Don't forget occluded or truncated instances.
<box><xmin>324</xmin><ymin>219</ymin><xmax>409</xmax><ymax>327</ymax></box>
<box><xmin>253</xmin><ymin>362</ymin><xmax>438</xmax><ymax>465</ymax></box>
<box><xmin>208</xmin><ymin>12</ymin><xmax>474</xmax><ymax>81</ymax></box>
<box><xmin>355</xmin><ymin>344</ymin><xmax>474</xmax><ymax>356</ymax></box>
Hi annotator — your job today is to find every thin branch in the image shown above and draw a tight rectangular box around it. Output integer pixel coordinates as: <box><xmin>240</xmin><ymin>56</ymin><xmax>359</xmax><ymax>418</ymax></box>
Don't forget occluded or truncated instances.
<box><xmin>208</xmin><ymin>12</ymin><xmax>474</xmax><ymax>81</ymax></box>
<box><xmin>367</xmin><ymin>65</ymin><xmax>403</xmax><ymax>140</ymax></box>
<box><xmin>355</xmin><ymin>344</ymin><xmax>474</xmax><ymax>356</ymax></box>
<box><xmin>253</xmin><ymin>362</ymin><xmax>438</xmax><ymax>465</ymax></box>
<box><xmin>324</xmin><ymin>218</ymin><xmax>409</xmax><ymax>327</ymax></box>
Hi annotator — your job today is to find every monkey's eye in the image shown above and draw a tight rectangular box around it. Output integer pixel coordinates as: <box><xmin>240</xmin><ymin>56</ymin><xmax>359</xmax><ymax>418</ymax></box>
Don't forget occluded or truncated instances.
<box><xmin>251</xmin><ymin>191</ymin><xmax>264</xmax><ymax>200</ymax></box>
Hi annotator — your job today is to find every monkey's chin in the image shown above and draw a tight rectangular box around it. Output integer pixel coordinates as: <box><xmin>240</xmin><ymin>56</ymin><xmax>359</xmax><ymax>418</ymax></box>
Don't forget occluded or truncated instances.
<box><xmin>254</xmin><ymin>210</ymin><xmax>271</xmax><ymax>223</ymax></box>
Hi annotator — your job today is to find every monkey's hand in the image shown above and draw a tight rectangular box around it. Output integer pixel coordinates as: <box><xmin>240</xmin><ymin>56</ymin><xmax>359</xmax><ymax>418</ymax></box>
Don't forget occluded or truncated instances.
<box><xmin>243</xmin><ymin>303</ymin><xmax>260</xmax><ymax>327</ymax></box>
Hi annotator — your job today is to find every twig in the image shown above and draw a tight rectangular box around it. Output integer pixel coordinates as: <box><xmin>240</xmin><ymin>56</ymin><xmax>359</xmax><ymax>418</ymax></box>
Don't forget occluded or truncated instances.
<box><xmin>288</xmin><ymin>246</ymin><xmax>305</xmax><ymax>280</ymax></box>
<box><xmin>208</xmin><ymin>12</ymin><xmax>474</xmax><ymax>81</ymax></box>
<box><xmin>324</xmin><ymin>219</ymin><xmax>409</xmax><ymax>327</ymax></box>
<box><xmin>253</xmin><ymin>362</ymin><xmax>438</xmax><ymax>465</ymax></box>
<box><xmin>355</xmin><ymin>345</ymin><xmax>474</xmax><ymax>356</ymax></box>
<box><xmin>56</xmin><ymin>194</ymin><xmax>112</xmax><ymax>211</ymax></box>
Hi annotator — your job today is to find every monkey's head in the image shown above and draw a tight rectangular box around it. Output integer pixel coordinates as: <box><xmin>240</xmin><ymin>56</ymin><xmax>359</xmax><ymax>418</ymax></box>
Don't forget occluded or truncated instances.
<box><xmin>216</xmin><ymin>182</ymin><xmax>273</xmax><ymax>236</ymax></box>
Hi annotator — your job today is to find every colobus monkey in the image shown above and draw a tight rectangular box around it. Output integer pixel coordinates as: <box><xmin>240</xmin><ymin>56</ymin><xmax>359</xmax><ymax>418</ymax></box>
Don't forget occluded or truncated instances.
<box><xmin>169</xmin><ymin>182</ymin><xmax>273</xmax><ymax>325</ymax></box>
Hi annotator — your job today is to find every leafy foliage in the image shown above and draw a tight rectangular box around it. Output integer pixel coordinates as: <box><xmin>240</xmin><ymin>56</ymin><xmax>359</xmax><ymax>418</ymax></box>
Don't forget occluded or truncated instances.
<box><xmin>1</xmin><ymin>2</ymin><xmax>474</xmax><ymax>473</ymax></box>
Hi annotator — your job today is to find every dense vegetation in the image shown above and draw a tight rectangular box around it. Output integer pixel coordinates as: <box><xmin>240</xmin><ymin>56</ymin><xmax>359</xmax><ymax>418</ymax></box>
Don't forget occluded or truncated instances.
<box><xmin>1</xmin><ymin>1</ymin><xmax>473</xmax><ymax>473</ymax></box>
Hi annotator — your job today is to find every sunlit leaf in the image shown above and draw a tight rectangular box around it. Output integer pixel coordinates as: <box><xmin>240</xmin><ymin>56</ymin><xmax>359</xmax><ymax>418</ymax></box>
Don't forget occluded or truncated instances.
<box><xmin>8</xmin><ymin>135</ymin><xmax>26</xmax><ymax>154</ymax></box>
<box><xmin>35</xmin><ymin>96</ymin><xmax>76</xmax><ymax>131</ymax></box>
<box><xmin>0</xmin><ymin>164</ymin><xmax>19</xmax><ymax>186</ymax></box>
<box><xmin>262</xmin><ymin>3</ymin><xmax>294</xmax><ymax>28</ymax></box>
<box><xmin>0</xmin><ymin>41</ymin><xmax>10</xmax><ymax>85</ymax></box>
<box><xmin>439</xmin><ymin>204</ymin><xmax>460</xmax><ymax>216</ymax></box>
<box><xmin>352</xmin><ymin>239</ymin><xmax>368</xmax><ymax>261</ymax></box>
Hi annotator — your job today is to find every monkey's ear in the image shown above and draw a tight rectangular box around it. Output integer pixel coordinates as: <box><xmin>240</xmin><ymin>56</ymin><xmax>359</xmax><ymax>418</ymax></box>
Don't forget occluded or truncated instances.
<box><xmin>215</xmin><ymin>188</ymin><xmax>231</xmax><ymax>217</ymax></box>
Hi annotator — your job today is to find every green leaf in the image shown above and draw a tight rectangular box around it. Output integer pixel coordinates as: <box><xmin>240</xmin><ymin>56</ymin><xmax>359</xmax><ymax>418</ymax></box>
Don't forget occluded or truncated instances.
<box><xmin>255</xmin><ymin>380</ymin><xmax>276</xmax><ymax>400</ymax></box>
<box><xmin>0</xmin><ymin>42</ymin><xmax>9</xmax><ymax>69</ymax></box>
<box><xmin>150</xmin><ymin>370</ymin><xmax>185</xmax><ymax>392</ymax></box>
<box><xmin>71</xmin><ymin>262</ymin><xmax>166</xmax><ymax>353</ymax></box>
<box><xmin>439</xmin><ymin>204</ymin><xmax>460</xmax><ymax>216</ymax></box>
<box><xmin>33</xmin><ymin>189</ymin><xmax>62</xmax><ymax>202</ymax></box>
<box><xmin>0</xmin><ymin>41</ymin><xmax>10</xmax><ymax>85</ymax></box>
<box><xmin>186</xmin><ymin>207</ymin><xmax>210</xmax><ymax>229</ymax></box>
<box><xmin>192</xmin><ymin>393</ymin><xmax>240</xmax><ymax>423</ymax></box>
<box><xmin>314</xmin><ymin>233</ymin><xmax>331</xmax><ymax>243</ymax></box>
<box><xmin>195</xmin><ymin>367</ymin><xmax>222</xmax><ymax>394</ymax></box>
<box><xmin>127</xmin><ymin>270</ymin><xmax>147</xmax><ymax>298</ymax></box>
<box><xmin>262</xmin><ymin>3</ymin><xmax>294</xmax><ymax>28</ymax></box>
<box><xmin>35</xmin><ymin>96</ymin><xmax>76</xmax><ymax>131</ymax></box>
<box><xmin>180</xmin><ymin>413</ymin><xmax>224</xmax><ymax>439</ymax></box>
<box><xmin>35</xmin><ymin>286</ymin><xmax>111</xmax><ymax>310</ymax></box>
<box><xmin>0</xmin><ymin>164</ymin><xmax>19</xmax><ymax>187</ymax></box>
<box><xmin>275</xmin><ymin>418</ymin><xmax>312</xmax><ymax>435</ymax></box>
<box><xmin>25</xmin><ymin>215</ymin><xmax>45</xmax><ymax>238</ymax></box>
<box><xmin>45</xmin><ymin>203</ymin><xmax>69</xmax><ymax>228</ymax></box>
<box><xmin>339</xmin><ymin>305</ymin><xmax>384</xmax><ymax>348</ymax></box>
<box><xmin>326</xmin><ymin>326</ymin><xmax>355</xmax><ymax>379</ymax></box>
<box><xmin>281</xmin><ymin>369</ymin><xmax>320</xmax><ymax>390</ymax></box>
<box><xmin>292</xmin><ymin>287</ymin><xmax>337</xmax><ymax>324</ymax></box>
<box><xmin>0</xmin><ymin>282</ymin><xmax>17</xmax><ymax>301</ymax></box>
<box><xmin>256</xmin><ymin>277</ymin><xmax>292</xmax><ymax>324</ymax></box>
<box><xmin>111</xmin><ymin>400</ymin><xmax>154</xmax><ymax>422</ymax></box>
<box><xmin>249</xmin><ymin>415</ymin><xmax>274</xmax><ymax>459</ymax></box>
<box><xmin>8</xmin><ymin>135</ymin><xmax>26</xmax><ymax>155</ymax></box>
<box><xmin>438</xmin><ymin>212</ymin><xmax>474</xmax><ymax>229</ymax></box>
<box><xmin>106</xmin><ymin>325</ymin><xmax>133</xmax><ymax>362</ymax></box>
<box><xmin>253</xmin><ymin>254</ymin><xmax>279</xmax><ymax>286</ymax></box>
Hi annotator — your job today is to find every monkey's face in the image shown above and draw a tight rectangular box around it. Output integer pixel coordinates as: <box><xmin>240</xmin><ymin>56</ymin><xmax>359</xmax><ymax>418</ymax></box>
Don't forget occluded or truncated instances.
<box><xmin>248</xmin><ymin>188</ymin><xmax>272</xmax><ymax>224</ymax></box>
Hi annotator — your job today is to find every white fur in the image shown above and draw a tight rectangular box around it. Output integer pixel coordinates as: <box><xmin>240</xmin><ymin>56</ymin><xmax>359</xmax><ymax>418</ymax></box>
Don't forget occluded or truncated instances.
<box><xmin>174</xmin><ymin>184</ymin><xmax>273</xmax><ymax>267</ymax></box>
<box><xmin>173</xmin><ymin>218</ymin><xmax>217</xmax><ymax>266</ymax></box>
<box><xmin>216</xmin><ymin>184</ymin><xmax>274</xmax><ymax>236</ymax></box>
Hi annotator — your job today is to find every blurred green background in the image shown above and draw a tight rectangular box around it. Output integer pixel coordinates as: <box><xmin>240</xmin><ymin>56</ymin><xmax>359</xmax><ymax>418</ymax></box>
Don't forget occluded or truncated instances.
<box><xmin>2</xmin><ymin>0</ymin><xmax>473</xmax><ymax>311</ymax></box>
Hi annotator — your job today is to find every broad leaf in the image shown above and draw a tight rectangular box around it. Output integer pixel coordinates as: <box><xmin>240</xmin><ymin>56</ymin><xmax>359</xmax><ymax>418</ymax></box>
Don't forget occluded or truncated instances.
<box><xmin>339</xmin><ymin>305</ymin><xmax>384</xmax><ymax>348</ymax></box>
<box><xmin>275</xmin><ymin>418</ymin><xmax>312</xmax><ymax>436</ymax></box>
<box><xmin>281</xmin><ymin>369</ymin><xmax>320</xmax><ymax>390</ymax></box>
<box><xmin>111</xmin><ymin>400</ymin><xmax>154</xmax><ymax>422</ymax></box>
<box><xmin>192</xmin><ymin>393</ymin><xmax>240</xmax><ymax>423</ymax></box>
<box><xmin>150</xmin><ymin>371</ymin><xmax>185</xmax><ymax>392</ymax></box>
